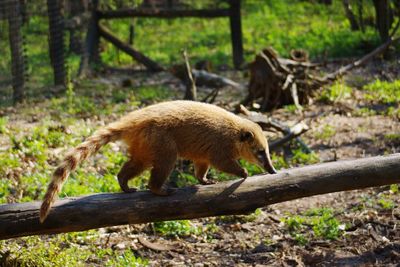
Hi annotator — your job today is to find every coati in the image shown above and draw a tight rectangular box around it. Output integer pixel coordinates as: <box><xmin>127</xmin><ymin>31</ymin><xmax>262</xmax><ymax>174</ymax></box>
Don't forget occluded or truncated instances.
<box><xmin>39</xmin><ymin>100</ymin><xmax>276</xmax><ymax>222</ymax></box>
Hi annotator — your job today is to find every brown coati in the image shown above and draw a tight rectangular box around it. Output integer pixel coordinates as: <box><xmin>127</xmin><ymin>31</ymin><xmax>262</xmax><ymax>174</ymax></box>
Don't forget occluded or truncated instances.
<box><xmin>40</xmin><ymin>100</ymin><xmax>276</xmax><ymax>222</ymax></box>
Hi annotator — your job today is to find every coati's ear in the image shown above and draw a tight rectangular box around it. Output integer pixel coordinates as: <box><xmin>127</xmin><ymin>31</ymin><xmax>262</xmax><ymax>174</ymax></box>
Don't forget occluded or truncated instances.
<box><xmin>240</xmin><ymin>130</ymin><xmax>254</xmax><ymax>142</ymax></box>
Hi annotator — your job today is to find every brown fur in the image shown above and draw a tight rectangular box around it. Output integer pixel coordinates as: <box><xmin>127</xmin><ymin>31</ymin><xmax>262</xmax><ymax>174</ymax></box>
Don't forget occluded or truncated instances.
<box><xmin>39</xmin><ymin>100</ymin><xmax>276</xmax><ymax>222</ymax></box>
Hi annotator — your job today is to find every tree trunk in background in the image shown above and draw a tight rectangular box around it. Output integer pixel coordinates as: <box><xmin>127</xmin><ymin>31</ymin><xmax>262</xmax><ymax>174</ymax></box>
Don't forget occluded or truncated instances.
<box><xmin>343</xmin><ymin>0</ymin><xmax>360</xmax><ymax>31</ymax></box>
<box><xmin>68</xmin><ymin>0</ymin><xmax>86</xmax><ymax>54</ymax></box>
<box><xmin>373</xmin><ymin>0</ymin><xmax>391</xmax><ymax>41</ymax></box>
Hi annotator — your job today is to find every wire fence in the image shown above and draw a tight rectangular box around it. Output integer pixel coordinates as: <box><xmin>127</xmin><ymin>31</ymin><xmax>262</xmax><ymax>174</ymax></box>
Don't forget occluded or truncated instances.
<box><xmin>0</xmin><ymin>0</ymin><xmax>236</xmax><ymax>106</ymax></box>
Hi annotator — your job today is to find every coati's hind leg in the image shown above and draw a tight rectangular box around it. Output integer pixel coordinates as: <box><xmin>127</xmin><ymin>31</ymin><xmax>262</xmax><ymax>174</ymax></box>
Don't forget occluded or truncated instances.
<box><xmin>148</xmin><ymin>144</ymin><xmax>178</xmax><ymax>196</ymax></box>
<box><xmin>211</xmin><ymin>158</ymin><xmax>248</xmax><ymax>179</ymax></box>
<box><xmin>118</xmin><ymin>159</ymin><xmax>146</xmax><ymax>193</ymax></box>
<box><xmin>194</xmin><ymin>161</ymin><xmax>214</xmax><ymax>185</ymax></box>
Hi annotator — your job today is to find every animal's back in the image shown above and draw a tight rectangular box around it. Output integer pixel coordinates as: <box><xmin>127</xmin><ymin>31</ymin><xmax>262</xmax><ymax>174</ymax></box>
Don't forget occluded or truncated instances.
<box><xmin>120</xmin><ymin>101</ymin><xmax>245</xmax><ymax>160</ymax></box>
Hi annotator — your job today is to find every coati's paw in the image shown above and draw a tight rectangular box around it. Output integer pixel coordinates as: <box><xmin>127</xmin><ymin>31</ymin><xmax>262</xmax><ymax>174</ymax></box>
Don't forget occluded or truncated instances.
<box><xmin>199</xmin><ymin>178</ymin><xmax>216</xmax><ymax>185</ymax></box>
<box><xmin>240</xmin><ymin>169</ymin><xmax>249</xmax><ymax>179</ymax></box>
<box><xmin>122</xmin><ymin>187</ymin><xmax>138</xmax><ymax>193</ymax></box>
<box><xmin>150</xmin><ymin>186</ymin><xmax>177</xmax><ymax>196</ymax></box>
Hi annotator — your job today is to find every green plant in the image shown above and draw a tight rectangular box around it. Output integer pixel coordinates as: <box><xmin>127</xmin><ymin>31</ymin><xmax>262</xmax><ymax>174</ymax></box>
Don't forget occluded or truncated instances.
<box><xmin>152</xmin><ymin>220</ymin><xmax>201</xmax><ymax>238</ymax></box>
<box><xmin>105</xmin><ymin>249</ymin><xmax>149</xmax><ymax>267</ymax></box>
<box><xmin>0</xmin><ymin>116</ymin><xmax>8</xmax><ymax>134</ymax></box>
<box><xmin>315</xmin><ymin>124</ymin><xmax>336</xmax><ymax>140</ymax></box>
<box><xmin>377</xmin><ymin>197</ymin><xmax>395</xmax><ymax>210</ymax></box>
<box><xmin>283</xmin><ymin>105</ymin><xmax>298</xmax><ymax>113</ymax></box>
<box><xmin>390</xmin><ymin>184</ymin><xmax>399</xmax><ymax>194</ymax></box>
<box><xmin>308</xmin><ymin>208</ymin><xmax>342</xmax><ymax>240</ymax></box>
<box><xmin>282</xmin><ymin>208</ymin><xmax>345</xmax><ymax>244</ymax></box>
<box><xmin>291</xmin><ymin>148</ymin><xmax>319</xmax><ymax>165</ymax></box>
<box><xmin>319</xmin><ymin>81</ymin><xmax>352</xmax><ymax>103</ymax></box>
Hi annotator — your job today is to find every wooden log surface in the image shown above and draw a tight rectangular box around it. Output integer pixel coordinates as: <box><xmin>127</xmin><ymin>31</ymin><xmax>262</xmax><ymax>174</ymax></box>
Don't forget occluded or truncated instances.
<box><xmin>1</xmin><ymin>154</ymin><xmax>399</xmax><ymax>240</ymax></box>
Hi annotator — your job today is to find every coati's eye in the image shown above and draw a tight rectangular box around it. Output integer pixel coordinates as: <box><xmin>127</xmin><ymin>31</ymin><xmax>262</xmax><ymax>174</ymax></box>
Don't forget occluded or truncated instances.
<box><xmin>257</xmin><ymin>149</ymin><xmax>265</xmax><ymax>156</ymax></box>
<box><xmin>255</xmin><ymin>149</ymin><xmax>266</xmax><ymax>161</ymax></box>
<box><xmin>240</xmin><ymin>131</ymin><xmax>254</xmax><ymax>142</ymax></box>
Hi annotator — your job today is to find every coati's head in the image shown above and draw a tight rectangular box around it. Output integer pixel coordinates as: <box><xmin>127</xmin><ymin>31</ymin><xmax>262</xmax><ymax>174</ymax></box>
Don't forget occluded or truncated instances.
<box><xmin>238</xmin><ymin>121</ymin><xmax>277</xmax><ymax>174</ymax></box>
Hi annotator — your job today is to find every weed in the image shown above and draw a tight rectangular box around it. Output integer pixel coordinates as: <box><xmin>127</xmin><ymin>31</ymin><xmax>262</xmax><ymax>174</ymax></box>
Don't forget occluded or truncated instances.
<box><xmin>282</xmin><ymin>207</ymin><xmax>345</xmax><ymax>244</ymax></box>
<box><xmin>315</xmin><ymin>124</ymin><xmax>336</xmax><ymax>141</ymax></box>
<box><xmin>319</xmin><ymin>81</ymin><xmax>352</xmax><ymax>103</ymax></box>
<box><xmin>105</xmin><ymin>249</ymin><xmax>149</xmax><ymax>267</ymax></box>
<box><xmin>384</xmin><ymin>133</ymin><xmax>400</xmax><ymax>144</ymax></box>
<box><xmin>283</xmin><ymin>105</ymin><xmax>298</xmax><ymax>113</ymax></box>
<box><xmin>362</xmin><ymin>79</ymin><xmax>400</xmax><ymax>104</ymax></box>
<box><xmin>0</xmin><ymin>233</ymin><xmax>148</xmax><ymax>267</ymax></box>
<box><xmin>354</xmin><ymin>107</ymin><xmax>377</xmax><ymax>117</ymax></box>
<box><xmin>377</xmin><ymin>197</ymin><xmax>395</xmax><ymax>210</ymax></box>
<box><xmin>0</xmin><ymin>116</ymin><xmax>8</xmax><ymax>134</ymax></box>
<box><xmin>291</xmin><ymin>148</ymin><xmax>319</xmax><ymax>165</ymax></box>
<box><xmin>390</xmin><ymin>184</ymin><xmax>399</xmax><ymax>194</ymax></box>
<box><xmin>309</xmin><ymin>208</ymin><xmax>343</xmax><ymax>240</ymax></box>
<box><xmin>152</xmin><ymin>220</ymin><xmax>201</xmax><ymax>238</ymax></box>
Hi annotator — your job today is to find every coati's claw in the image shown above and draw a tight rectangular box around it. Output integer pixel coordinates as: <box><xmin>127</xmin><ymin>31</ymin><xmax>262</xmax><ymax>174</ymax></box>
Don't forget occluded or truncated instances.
<box><xmin>123</xmin><ymin>187</ymin><xmax>138</xmax><ymax>193</ymax></box>
<box><xmin>199</xmin><ymin>178</ymin><xmax>215</xmax><ymax>185</ymax></box>
<box><xmin>150</xmin><ymin>186</ymin><xmax>177</xmax><ymax>196</ymax></box>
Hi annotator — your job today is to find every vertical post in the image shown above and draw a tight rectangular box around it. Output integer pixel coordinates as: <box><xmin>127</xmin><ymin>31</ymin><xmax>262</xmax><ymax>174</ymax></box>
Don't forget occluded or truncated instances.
<box><xmin>8</xmin><ymin>0</ymin><xmax>25</xmax><ymax>103</ymax></box>
<box><xmin>229</xmin><ymin>0</ymin><xmax>244</xmax><ymax>69</ymax></box>
<box><xmin>47</xmin><ymin>0</ymin><xmax>66</xmax><ymax>87</ymax></box>
<box><xmin>373</xmin><ymin>0</ymin><xmax>390</xmax><ymax>42</ymax></box>
<box><xmin>79</xmin><ymin>0</ymin><xmax>100</xmax><ymax>76</ymax></box>
<box><xmin>68</xmin><ymin>0</ymin><xmax>85</xmax><ymax>54</ymax></box>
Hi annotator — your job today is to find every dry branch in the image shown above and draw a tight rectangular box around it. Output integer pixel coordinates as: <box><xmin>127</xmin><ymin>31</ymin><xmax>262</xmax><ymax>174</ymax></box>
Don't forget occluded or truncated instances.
<box><xmin>171</xmin><ymin>66</ymin><xmax>243</xmax><ymax>89</ymax></box>
<box><xmin>98</xmin><ymin>24</ymin><xmax>164</xmax><ymax>72</ymax></box>
<box><xmin>1</xmin><ymin>154</ymin><xmax>399</xmax><ymax>240</ymax></box>
<box><xmin>182</xmin><ymin>50</ymin><xmax>197</xmax><ymax>101</ymax></box>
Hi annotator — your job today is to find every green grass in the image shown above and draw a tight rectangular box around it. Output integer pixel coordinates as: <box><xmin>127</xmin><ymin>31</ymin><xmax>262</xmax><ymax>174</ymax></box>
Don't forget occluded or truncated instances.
<box><xmin>102</xmin><ymin>1</ymin><xmax>380</xmax><ymax>68</ymax></box>
<box><xmin>152</xmin><ymin>220</ymin><xmax>201</xmax><ymax>238</ymax></box>
<box><xmin>362</xmin><ymin>79</ymin><xmax>400</xmax><ymax>104</ymax></box>
<box><xmin>0</xmin><ymin>232</ymin><xmax>148</xmax><ymax>267</ymax></box>
<box><xmin>319</xmin><ymin>80</ymin><xmax>353</xmax><ymax>103</ymax></box>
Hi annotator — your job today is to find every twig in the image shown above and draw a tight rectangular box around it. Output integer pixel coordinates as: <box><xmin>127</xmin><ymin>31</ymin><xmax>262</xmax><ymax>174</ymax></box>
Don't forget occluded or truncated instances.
<box><xmin>182</xmin><ymin>50</ymin><xmax>197</xmax><ymax>101</ymax></box>
<box><xmin>269</xmin><ymin>122</ymin><xmax>309</xmax><ymax>150</ymax></box>
<box><xmin>321</xmin><ymin>36</ymin><xmax>400</xmax><ymax>82</ymax></box>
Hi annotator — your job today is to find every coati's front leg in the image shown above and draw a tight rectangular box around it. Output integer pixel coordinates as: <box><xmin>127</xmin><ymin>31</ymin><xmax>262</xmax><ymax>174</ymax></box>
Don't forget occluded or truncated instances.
<box><xmin>118</xmin><ymin>160</ymin><xmax>145</xmax><ymax>193</ymax></box>
<box><xmin>194</xmin><ymin>161</ymin><xmax>214</xmax><ymax>185</ymax></box>
<box><xmin>211</xmin><ymin>158</ymin><xmax>248</xmax><ymax>179</ymax></box>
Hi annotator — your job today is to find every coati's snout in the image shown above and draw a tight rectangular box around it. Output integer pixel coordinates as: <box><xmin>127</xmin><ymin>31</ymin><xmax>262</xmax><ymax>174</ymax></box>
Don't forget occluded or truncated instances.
<box><xmin>240</xmin><ymin>128</ymin><xmax>277</xmax><ymax>174</ymax></box>
<box><xmin>257</xmin><ymin>148</ymin><xmax>277</xmax><ymax>174</ymax></box>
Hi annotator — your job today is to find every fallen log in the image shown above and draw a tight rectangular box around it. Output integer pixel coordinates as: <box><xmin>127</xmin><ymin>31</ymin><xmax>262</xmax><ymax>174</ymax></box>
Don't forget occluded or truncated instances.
<box><xmin>1</xmin><ymin>154</ymin><xmax>399</xmax><ymax>240</ymax></box>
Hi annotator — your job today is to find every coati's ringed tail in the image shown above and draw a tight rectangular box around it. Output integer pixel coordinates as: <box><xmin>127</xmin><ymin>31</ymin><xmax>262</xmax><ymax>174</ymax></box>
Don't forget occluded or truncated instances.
<box><xmin>39</xmin><ymin>126</ymin><xmax>122</xmax><ymax>223</ymax></box>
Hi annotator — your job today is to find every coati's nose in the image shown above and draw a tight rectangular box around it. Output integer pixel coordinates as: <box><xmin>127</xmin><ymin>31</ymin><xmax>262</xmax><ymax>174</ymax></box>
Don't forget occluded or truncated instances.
<box><xmin>257</xmin><ymin>150</ymin><xmax>277</xmax><ymax>174</ymax></box>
